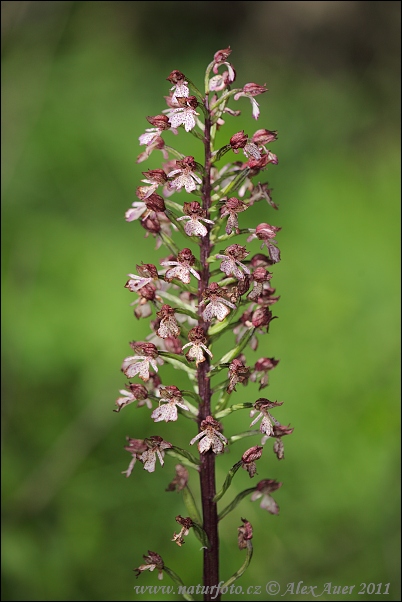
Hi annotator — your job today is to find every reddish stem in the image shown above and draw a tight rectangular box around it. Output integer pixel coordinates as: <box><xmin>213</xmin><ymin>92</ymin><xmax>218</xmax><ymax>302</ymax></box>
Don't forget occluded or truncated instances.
<box><xmin>198</xmin><ymin>109</ymin><xmax>220</xmax><ymax>601</ymax></box>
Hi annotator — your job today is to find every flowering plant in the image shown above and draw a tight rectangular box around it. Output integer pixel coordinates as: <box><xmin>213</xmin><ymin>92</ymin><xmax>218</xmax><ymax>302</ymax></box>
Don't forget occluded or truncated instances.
<box><xmin>115</xmin><ymin>47</ymin><xmax>293</xmax><ymax>601</ymax></box>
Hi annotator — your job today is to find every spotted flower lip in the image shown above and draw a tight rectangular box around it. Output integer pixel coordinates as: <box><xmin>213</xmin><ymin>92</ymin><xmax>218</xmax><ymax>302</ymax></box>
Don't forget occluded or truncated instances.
<box><xmin>216</xmin><ymin>244</ymin><xmax>251</xmax><ymax>280</ymax></box>
<box><xmin>121</xmin><ymin>342</ymin><xmax>161</xmax><ymax>382</ymax></box>
<box><xmin>177</xmin><ymin>201</ymin><xmax>214</xmax><ymax>237</ymax></box>
<box><xmin>161</xmin><ymin>247</ymin><xmax>200</xmax><ymax>283</ymax></box>
<box><xmin>151</xmin><ymin>386</ymin><xmax>189</xmax><ymax>423</ymax></box>
<box><xmin>167</xmin><ymin>156</ymin><xmax>202</xmax><ymax>193</ymax></box>
<box><xmin>166</xmin><ymin>96</ymin><xmax>199</xmax><ymax>132</ymax></box>
<box><xmin>167</xmin><ymin>70</ymin><xmax>190</xmax><ymax>104</ymax></box>
<box><xmin>190</xmin><ymin>416</ymin><xmax>228</xmax><ymax>454</ymax></box>
<box><xmin>139</xmin><ymin>436</ymin><xmax>173</xmax><ymax>473</ymax></box>
<box><xmin>250</xmin><ymin>398</ymin><xmax>283</xmax><ymax>438</ymax></box>
<box><xmin>134</xmin><ymin>550</ymin><xmax>165</xmax><ymax>580</ymax></box>
<box><xmin>200</xmin><ymin>282</ymin><xmax>236</xmax><ymax>322</ymax></box>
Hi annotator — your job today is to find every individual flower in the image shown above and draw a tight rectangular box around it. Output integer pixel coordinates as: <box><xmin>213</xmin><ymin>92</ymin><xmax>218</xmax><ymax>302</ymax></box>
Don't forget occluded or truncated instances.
<box><xmin>125</xmin><ymin>192</ymin><xmax>165</xmax><ymax>223</ymax></box>
<box><xmin>241</xmin><ymin>445</ymin><xmax>263</xmax><ymax>478</ymax></box>
<box><xmin>212</xmin><ymin>46</ymin><xmax>236</xmax><ymax>82</ymax></box>
<box><xmin>216</xmin><ymin>244</ymin><xmax>250</xmax><ymax>280</ymax></box>
<box><xmin>151</xmin><ymin>386</ymin><xmax>189</xmax><ymax>423</ymax></box>
<box><xmin>234</xmin><ymin>82</ymin><xmax>268</xmax><ymax>120</ymax></box>
<box><xmin>171</xmin><ymin>516</ymin><xmax>193</xmax><ymax>547</ymax></box>
<box><xmin>227</xmin><ymin>357</ymin><xmax>250</xmax><ymax>393</ymax></box>
<box><xmin>182</xmin><ymin>326</ymin><xmax>213</xmax><ymax>366</ymax></box>
<box><xmin>137</xmin><ymin>169</ymin><xmax>168</xmax><ymax>199</ymax></box>
<box><xmin>272</xmin><ymin>423</ymin><xmax>294</xmax><ymax>459</ymax></box>
<box><xmin>200</xmin><ymin>282</ymin><xmax>236</xmax><ymax>322</ymax></box>
<box><xmin>125</xmin><ymin>263</ymin><xmax>159</xmax><ymax>292</ymax></box>
<box><xmin>161</xmin><ymin>248</ymin><xmax>200</xmax><ymax>284</ymax></box>
<box><xmin>166</xmin><ymin>464</ymin><xmax>189</xmax><ymax>492</ymax></box>
<box><xmin>250</xmin><ymin>357</ymin><xmax>280</xmax><ymax>390</ymax></box>
<box><xmin>177</xmin><ymin>201</ymin><xmax>214</xmax><ymax>237</ymax></box>
<box><xmin>248</xmin><ymin>267</ymin><xmax>273</xmax><ymax>301</ymax></box>
<box><xmin>252</xmin><ymin>128</ymin><xmax>278</xmax><ymax>154</ymax></box>
<box><xmin>167</xmin><ymin>96</ymin><xmax>199</xmax><ymax>132</ymax></box>
<box><xmin>167</xmin><ymin>70</ymin><xmax>190</xmax><ymax>103</ymax></box>
<box><xmin>238</xmin><ymin>518</ymin><xmax>253</xmax><ymax>550</ymax></box>
<box><xmin>114</xmin><ymin>383</ymin><xmax>152</xmax><ymax>413</ymax></box>
<box><xmin>121</xmin><ymin>342</ymin><xmax>161</xmax><ymax>381</ymax></box>
<box><xmin>209</xmin><ymin>71</ymin><xmax>231</xmax><ymax>92</ymax></box>
<box><xmin>229</xmin><ymin>130</ymin><xmax>248</xmax><ymax>152</ymax></box>
<box><xmin>137</xmin><ymin>115</ymin><xmax>173</xmax><ymax>163</ymax></box>
<box><xmin>220</xmin><ymin>197</ymin><xmax>248</xmax><ymax>235</ymax></box>
<box><xmin>190</xmin><ymin>416</ymin><xmax>227</xmax><ymax>454</ymax></box>
<box><xmin>247</xmin><ymin>222</ymin><xmax>281</xmax><ymax>263</ymax></box>
<box><xmin>250</xmin><ymin>479</ymin><xmax>282</xmax><ymax>514</ymax></box>
<box><xmin>167</xmin><ymin>156</ymin><xmax>202</xmax><ymax>193</ymax></box>
<box><xmin>156</xmin><ymin>305</ymin><xmax>180</xmax><ymax>339</ymax></box>
<box><xmin>250</xmin><ymin>398</ymin><xmax>283</xmax><ymax>438</ymax></box>
<box><xmin>139</xmin><ymin>435</ymin><xmax>173</xmax><ymax>473</ymax></box>
<box><xmin>222</xmin><ymin>275</ymin><xmax>250</xmax><ymax>305</ymax></box>
<box><xmin>127</xmin><ymin>282</ymin><xmax>157</xmax><ymax>319</ymax></box>
<box><xmin>134</xmin><ymin>550</ymin><xmax>164</xmax><ymax>580</ymax></box>
<box><xmin>122</xmin><ymin>437</ymin><xmax>147</xmax><ymax>477</ymax></box>
<box><xmin>248</xmin><ymin>182</ymin><xmax>278</xmax><ymax>209</ymax></box>
<box><xmin>139</xmin><ymin>114</ymin><xmax>171</xmax><ymax>145</ymax></box>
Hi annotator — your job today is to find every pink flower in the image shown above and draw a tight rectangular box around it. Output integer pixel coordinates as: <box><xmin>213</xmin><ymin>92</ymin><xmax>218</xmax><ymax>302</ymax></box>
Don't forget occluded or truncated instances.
<box><xmin>137</xmin><ymin>169</ymin><xmax>168</xmax><ymax>199</ymax></box>
<box><xmin>250</xmin><ymin>398</ymin><xmax>283</xmax><ymax>438</ymax></box>
<box><xmin>167</xmin><ymin>96</ymin><xmax>199</xmax><ymax>132</ymax></box>
<box><xmin>171</xmin><ymin>516</ymin><xmax>193</xmax><ymax>547</ymax></box>
<box><xmin>139</xmin><ymin>436</ymin><xmax>173</xmax><ymax>473</ymax></box>
<box><xmin>137</xmin><ymin>115</ymin><xmax>173</xmax><ymax>163</ymax></box>
<box><xmin>161</xmin><ymin>248</ymin><xmax>200</xmax><ymax>284</ymax></box>
<box><xmin>216</xmin><ymin>244</ymin><xmax>250</xmax><ymax>280</ymax></box>
<box><xmin>200</xmin><ymin>282</ymin><xmax>236</xmax><ymax>322</ymax></box>
<box><xmin>250</xmin><ymin>479</ymin><xmax>282</xmax><ymax>514</ymax></box>
<box><xmin>220</xmin><ymin>197</ymin><xmax>248</xmax><ymax>235</ymax></box>
<box><xmin>190</xmin><ymin>416</ymin><xmax>227</xmax><ymax>454</ymax></box>
<box><xmin>134</xmin><ymin>551</ymin><xmax>164</xmax><ymax>580</ymax></box>
<box><xmin>125</xmin><ymin>263</ymin><xmax>159</xmax><ymax>292</ymax></box>
<box><xmin>212</xmin><ymin>46</ymin><xmax>236</xmax><ymax>83</ymax></box>
<box><xmin>114</xmin><ymin>383</ymin><xmax>152</xmax><ymax>413</ymax></box>
<box><xmin>241</xmin><ymin>445</ymin><xmax>263</xmax><ymax>478</ymax></box>
<box><xmin>177</xmin><ymin>202</ymin><xmax>214</xmax><ymax>238</ymax></box>
<box><xmin>151</xmin><ymin>386</ymin><xmax>189</xmax><ymax>423</ymax></box>
<box><xmin>182</xmin><ymin>326</ymin><xmax>213</xmax><ymax>366</ymax></box>
<box><xmin>249</xmin><ymin>356</ymin><xmax>279</xmax><ymax>390</ymax></box>
<box><xmin>167</xmin><ymin>70</ymin><xmax>190</xmax><ymax>104</ymax></box>
<box><xmin>234</xmin><ymin>83</ymin><xmax>268</xmax><ymax>120</ymax></box>
<box><xmin>121</xmin><ymin>342</ymin><xmax>161</xmax><ymax>382</ymax></box>
<box><xmin>168</xmin><ymin>156</ymin><xmax>202</xmax><ymax>193</ymax></box>
<box><xmin>247</xmin><ymin>223</ymin><xmax>281</xmax><ymax>263</ymax></box>
<box><xmin>122</xmin><ymin>437</ymin><xmax>147</xmax><ymax>477</ymax></box>
<box><xmin>156</xmin><ymin>305</ymin><xmax>180</xmax><ymax>339</ymax></box>
<box><xmin>125</xmin><ymin>201</ymin><xmax>147</xmax><ymax>222</ymax></box>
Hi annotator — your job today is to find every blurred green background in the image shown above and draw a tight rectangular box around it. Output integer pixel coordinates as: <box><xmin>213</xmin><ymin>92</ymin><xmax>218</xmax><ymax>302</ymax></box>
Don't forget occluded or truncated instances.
<box><xmin>1</xmin><ymin>1</ymin><xmax>400</xmax><ymax>601</ymax></box>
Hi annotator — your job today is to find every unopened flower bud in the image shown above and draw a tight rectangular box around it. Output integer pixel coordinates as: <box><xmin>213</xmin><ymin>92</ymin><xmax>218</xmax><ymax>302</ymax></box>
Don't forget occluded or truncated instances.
<box><xmin>230</xmin><ymin>130</ymin><xmax>248</xmax><ymax>150</ymax></box>
<box><xmin>145</xmin><ymin>193</ymin><xmax>166</xmax><ymax>213</ymax></box>
<box><xmin>251</xmin><ymin>307</ymin><xmax>273</xmax><ymax>328</ymax></box>
<box><xmin>252</xmin><ymin>129</ymin><xmax>278</xmax><ymax>145</ymax></box>
<box><xmin>146</xmin><ymin>114</ymin><xmax>170</xmax><ymax>129</ymax></box>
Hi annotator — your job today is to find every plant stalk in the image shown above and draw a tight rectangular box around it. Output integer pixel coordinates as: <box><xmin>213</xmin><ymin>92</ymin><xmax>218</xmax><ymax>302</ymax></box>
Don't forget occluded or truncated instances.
<box><xmin>198</xmin><ymin>103</ymin><xmax>220</xmax><ymax>601</ymax></box>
